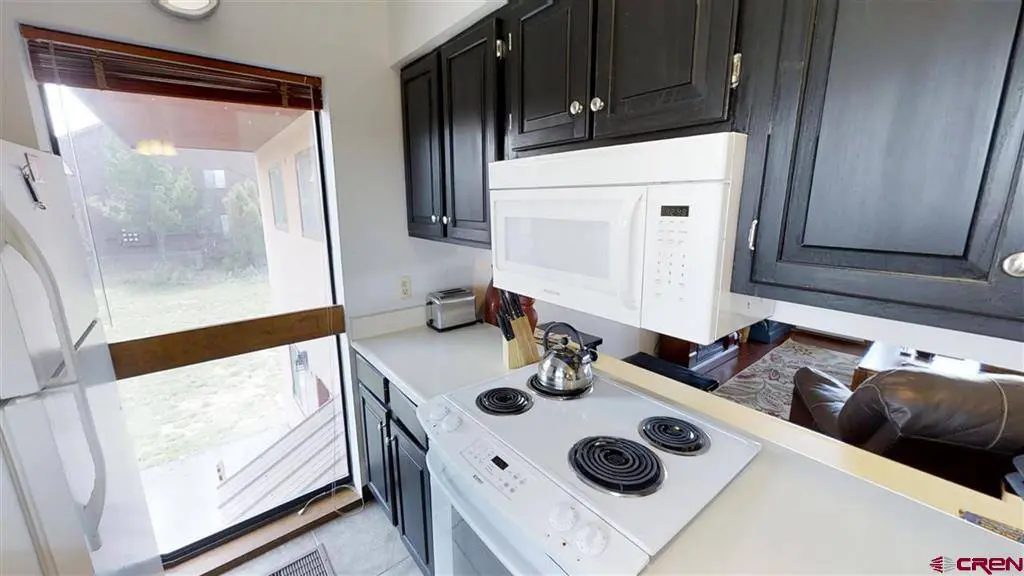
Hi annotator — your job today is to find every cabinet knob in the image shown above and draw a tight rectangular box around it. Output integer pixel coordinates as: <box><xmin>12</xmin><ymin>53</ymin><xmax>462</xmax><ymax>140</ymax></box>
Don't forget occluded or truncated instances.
<box><xmin>442</xmin><ymin>215</ymin><xmax>450</xmax><ymax>225</ymax></box>
<box><xmin>431</xmin><ymin>214</ymin><xmax>437</xmax><ymax>223</ymax></box>
<box><xmin>1002</xmin><ymin>251</ymin><xmax>1024</xmax><ymax>278</ymax></box>
<box><xmin>569</xmin><ymin>100</ymin><xmax>583</xmax><ymax>116</ymax></box>
<box><xmin>590</xmin><ymin>97</ymin><xmax>605</xmax><ymax>112</ymax></box>
<box><xmin>377</xmin><ymin>420</ymin><xmax>385</xmax><ymax>432</ymax></box>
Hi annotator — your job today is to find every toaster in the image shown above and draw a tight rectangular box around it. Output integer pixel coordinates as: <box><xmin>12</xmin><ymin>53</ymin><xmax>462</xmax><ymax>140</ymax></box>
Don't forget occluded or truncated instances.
<box><xmin>425</xmin><ymin>288</ymin><xmax>478</xmax><ymax>331</ymax></box>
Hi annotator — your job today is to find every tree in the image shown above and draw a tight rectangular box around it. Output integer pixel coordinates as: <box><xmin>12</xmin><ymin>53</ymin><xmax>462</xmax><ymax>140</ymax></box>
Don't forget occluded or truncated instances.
<box><xmin>221</xmin><ymin>179</ymin><xmax>267</xmax><ymax>271</ymax></box>
<box><xmin>90</xmin><ymin>138</ymin><xmax>201</xmax><ymax>261</ymax></box>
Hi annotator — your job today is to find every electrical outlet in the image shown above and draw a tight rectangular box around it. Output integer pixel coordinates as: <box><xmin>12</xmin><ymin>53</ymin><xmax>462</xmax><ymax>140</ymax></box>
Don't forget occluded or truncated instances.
<box><xmin>400</xmin><ymin>276</ymin><xmax>412</xmax><ymax>299</ymax></box>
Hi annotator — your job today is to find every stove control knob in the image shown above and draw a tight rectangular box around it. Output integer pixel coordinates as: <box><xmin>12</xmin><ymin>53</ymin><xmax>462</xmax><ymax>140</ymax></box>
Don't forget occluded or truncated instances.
<box><xmin>441</xmin><ymin>414</ymin><xmax>462</xmax><ymax>432</ymax></box>
<box><xmin>548</xmin><ymin>504</ymin><xmax>578</xmax><ymax>532</ymax></box>
<box><xmin>426</xmin><ymin>404</ymin><xmax>449</xmax><ymax>422</ymax></box>
<box><xmin>575</xmin><ymin>523</ymin><xmax>608</xmax><ymax>556</ymax></box>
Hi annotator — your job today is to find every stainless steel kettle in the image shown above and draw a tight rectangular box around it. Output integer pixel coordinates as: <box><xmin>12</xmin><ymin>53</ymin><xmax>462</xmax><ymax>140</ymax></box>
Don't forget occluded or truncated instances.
<box><xmin>536</xmin><ymin>323</ymin><xmax>597</xmax><ymax>394</ymax></box>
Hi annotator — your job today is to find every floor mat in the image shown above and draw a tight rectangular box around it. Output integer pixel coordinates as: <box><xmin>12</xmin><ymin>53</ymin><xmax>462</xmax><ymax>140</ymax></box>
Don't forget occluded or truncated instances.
<box><xmin>713</xmin><ymin>339</ymin><xmax>859</xmax><ymax>419</ymax></box>
<box><xmin>268</xmin><ymin>544</ymin><xmax>335</xmax><ymax>576</ymax></box>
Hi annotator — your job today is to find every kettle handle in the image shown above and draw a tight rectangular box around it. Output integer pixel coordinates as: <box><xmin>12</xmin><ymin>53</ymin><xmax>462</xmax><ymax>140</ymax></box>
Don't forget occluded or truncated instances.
<box><xmin>542</xmin><ymin>322</ymin><xmax>584</xmax><ymax>353</ymax></box>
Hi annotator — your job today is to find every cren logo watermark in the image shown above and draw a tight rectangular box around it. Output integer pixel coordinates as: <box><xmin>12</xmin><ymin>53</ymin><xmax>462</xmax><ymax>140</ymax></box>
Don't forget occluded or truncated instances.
<box><xmin>931</xmin><ymin>556</ymin><xmax>1024</xmax><ymax>574</ymax></box>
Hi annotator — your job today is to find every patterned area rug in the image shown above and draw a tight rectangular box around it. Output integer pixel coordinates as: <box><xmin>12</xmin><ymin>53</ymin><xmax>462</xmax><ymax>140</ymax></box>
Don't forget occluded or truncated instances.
<box><xmin>713</xmin><ymin>339</ymin><xmax>860</xmax><ymax>419</ymax></box>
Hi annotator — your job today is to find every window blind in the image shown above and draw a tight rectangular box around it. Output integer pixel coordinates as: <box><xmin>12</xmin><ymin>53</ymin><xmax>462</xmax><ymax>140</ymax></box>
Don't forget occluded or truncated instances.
<box><xmin>21</xmin><ymin>25</ymin><xmax>322</xmax><ymax>111</ymax></box>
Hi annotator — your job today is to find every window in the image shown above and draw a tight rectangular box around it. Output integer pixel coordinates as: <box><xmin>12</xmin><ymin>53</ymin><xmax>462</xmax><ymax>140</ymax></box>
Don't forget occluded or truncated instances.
<box><xmin>33</xmin><ymin>27</ymin><xmax>342</xmax><ymax>556</ymax></box>
<box><xmin>269</xmin><ymin>164</ymin><xmax>288</xmax><ymax>231</ymax></box>
<box><xmin>289</xmin><ymin>344</ymin><xmax>307</xmax><ymax>402</ymax></box>
<box><xmin>203</xmin><ymin>169</ymin><xmax>226</xmax><ymax>189</ymax></box>
<box><xmin>295</xmin><ymin>149</ymin><xmax>324</xmax><ymax>241</ymax></box>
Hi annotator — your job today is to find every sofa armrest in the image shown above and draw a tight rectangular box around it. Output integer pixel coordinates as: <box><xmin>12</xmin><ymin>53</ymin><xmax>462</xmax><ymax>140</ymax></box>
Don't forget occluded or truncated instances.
<box><xmin>793</xmin><ymin>367</ymin><xmax>853</xmax><ymax>439</ymax></box>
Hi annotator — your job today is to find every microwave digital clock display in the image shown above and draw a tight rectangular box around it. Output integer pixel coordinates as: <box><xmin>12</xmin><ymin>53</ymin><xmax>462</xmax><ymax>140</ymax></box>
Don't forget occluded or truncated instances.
<box><xmin>661</xmin><ymin>205</ymin><xmax>690</xmax><ymax>218</ymax></box>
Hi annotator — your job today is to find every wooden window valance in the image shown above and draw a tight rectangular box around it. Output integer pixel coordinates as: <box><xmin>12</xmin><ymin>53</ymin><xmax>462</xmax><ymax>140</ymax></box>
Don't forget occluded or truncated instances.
<box><xmin>21</xmin><ymin>25</ymin><xmax>322</xmax><ymax>110</ymax></box>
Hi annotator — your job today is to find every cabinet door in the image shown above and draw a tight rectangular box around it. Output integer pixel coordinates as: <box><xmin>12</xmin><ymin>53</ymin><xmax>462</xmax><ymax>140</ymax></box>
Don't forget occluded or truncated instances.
<box><xmin>392</xmin><ymin>425</ymin><xmax>432</xmax><ymax>576</ymax></box>
<box><xmin>750</xmin><ymin>0</ymin><xmax>1024</xmax><ymax>339</ymax></box>
<box><xmin>508</xmin><ymin>0</ymin><xmax>593</xmax><ymax>151</ymax></box>
<box><xmin>360</xmin><ymin>388</ymin><xmax>395</xmax><ymax>524</ymax></box>
<box><xmin>401</xmin><ymin>54</ymin><xmax>445</xmax><ymax>239</ymax></box>
<box><xmin>440</xmin><ymin>20</ymin><xmax>501</xmax><ymax>246</ymax></box>
<box><xmin>591</xmin><ymin>0</ymin><xmax>737</xmax><ymax>139</ymax></box>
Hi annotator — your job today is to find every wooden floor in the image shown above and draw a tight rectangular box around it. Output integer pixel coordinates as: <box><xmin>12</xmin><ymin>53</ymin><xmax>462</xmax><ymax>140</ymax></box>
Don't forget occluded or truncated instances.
<box><xmin>701</xmin><ymin>330</ymin><xmax>870</xmax><ymax>386</ymax></box>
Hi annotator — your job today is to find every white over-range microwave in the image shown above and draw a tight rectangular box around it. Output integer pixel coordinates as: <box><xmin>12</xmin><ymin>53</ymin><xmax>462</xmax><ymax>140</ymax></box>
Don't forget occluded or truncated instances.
<box><xmin>489</xmin><ymin>133</ymin><xmax>773</xmax><ymax>345</ymax></box>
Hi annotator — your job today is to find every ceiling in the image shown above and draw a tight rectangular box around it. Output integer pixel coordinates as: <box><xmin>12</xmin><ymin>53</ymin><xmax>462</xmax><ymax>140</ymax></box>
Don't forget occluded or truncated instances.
<box><xmin>71</xmin><ymin>87</ymin><xmax>306</xmax><ymax>152</ymax></box>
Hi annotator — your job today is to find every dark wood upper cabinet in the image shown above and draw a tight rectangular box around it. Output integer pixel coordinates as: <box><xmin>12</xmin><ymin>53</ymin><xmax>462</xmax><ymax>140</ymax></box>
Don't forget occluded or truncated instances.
<box><xmin>743</xmin><ymin>0</ymin><xmax>1024</xmax><ymax>339</ymax></box>
<box><xmin>359</xmin><ymin>387</ymin><xmax>395</xmax><ymax>524</ymax></box>
<box><xmin>440</xmin><ymin>20</ymin><xmax>501</xmax><ymax>246</ymax></box>
<box><xmin>507</xmin><ymin>0</ymin><xmax>593</xmax><ymax>151</ymax></box>
<box><xmin>401</xmin><ymin>54</ymin><xmax>444</xmax><ymax>239</ymax></box>
<box><xmin>591</xmin><ymin>0</ymin><xmax>738</xmax><ymax>140</ymax></box>
<box><xmin>391</xmin><ymin>424</ymin><xmax>432</xmax><ymax>576</ymax></box>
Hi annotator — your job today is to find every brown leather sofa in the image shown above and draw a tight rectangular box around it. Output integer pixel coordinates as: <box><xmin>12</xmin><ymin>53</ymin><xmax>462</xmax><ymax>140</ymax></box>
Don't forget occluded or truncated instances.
<box><xmin>789</xmin><ymin>367</ymin><xmax>1024</xmax><ymax>497</ymax></box>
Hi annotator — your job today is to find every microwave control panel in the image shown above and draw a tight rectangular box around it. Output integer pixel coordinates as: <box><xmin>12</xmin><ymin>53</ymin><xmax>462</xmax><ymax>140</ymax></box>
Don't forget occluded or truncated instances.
<box><xmin>652</xmin><ymin>205</ymin><xmax>692</xmax><ymax>300</ymax></box>
<box><xmin>641</xmin><ymin>183</ymin><xmax>728</xmax><ymax>343</ymax></box>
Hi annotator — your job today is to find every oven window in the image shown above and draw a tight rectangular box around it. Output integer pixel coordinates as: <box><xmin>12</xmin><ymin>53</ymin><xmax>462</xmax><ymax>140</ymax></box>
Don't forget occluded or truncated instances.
<box><xmin>504</xmin><ymin>217</ymin><xmax>610</xmax><ymax>279</ymax></box>
<box><xmin>452</xmin><ymin>507</ymin><xmax>512</xmax><ymax>576</ymax></box>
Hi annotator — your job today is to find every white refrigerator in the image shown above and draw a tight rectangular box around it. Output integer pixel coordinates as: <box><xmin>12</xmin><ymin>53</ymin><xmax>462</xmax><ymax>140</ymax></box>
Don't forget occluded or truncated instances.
<box><xmin>1</xmin><ymin>139</ymin><xmax>162</xmax><ymax>575</ymax></box>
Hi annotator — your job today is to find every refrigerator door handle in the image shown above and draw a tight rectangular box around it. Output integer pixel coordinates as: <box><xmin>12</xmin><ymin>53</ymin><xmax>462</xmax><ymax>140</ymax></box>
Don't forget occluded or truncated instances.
<box><xmin>1</xmin><ymin>205</ymin><xmax>106</xmax><ymax>549</ymax></box>
<box><xmin>0</xmin><ymin>204</ymin><xmax>79</xmax><ymax>386</ymax></box>
<box><xmin>23</xmin><ymin>380</ymin><xmax>110</xmax><ymax>550</ymax></box>
<box><xmin>72</xmin><ymin>384</ymin><xmax>106</xmax><ymax>551</ymax></box>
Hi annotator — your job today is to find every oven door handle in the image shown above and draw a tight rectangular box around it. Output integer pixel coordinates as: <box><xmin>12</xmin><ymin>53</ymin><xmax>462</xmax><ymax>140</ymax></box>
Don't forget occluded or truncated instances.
<box><xmin>432</xmin><ymin>460</ymin><xmax>565</xmax><ymax>575</ymax></box>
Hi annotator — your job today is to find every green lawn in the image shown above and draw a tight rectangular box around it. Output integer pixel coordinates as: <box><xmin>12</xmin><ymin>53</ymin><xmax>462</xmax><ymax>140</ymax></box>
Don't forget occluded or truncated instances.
<box><xmin>103</xmin><ymin>273</ymin><xmax>293</xmax><ymax>469</ymax></box>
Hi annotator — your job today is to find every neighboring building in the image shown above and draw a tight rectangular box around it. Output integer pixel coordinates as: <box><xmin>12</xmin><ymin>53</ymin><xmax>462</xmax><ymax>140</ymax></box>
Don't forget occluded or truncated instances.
<box><xmin>57</xmin><ymin>123</ymin><xmax>260</xmax><ymax>274</ymax></box>
<box><xmin>254</xmin><ymin>113</ymin><xmax>335</xmax><ymax>416</ymax></box>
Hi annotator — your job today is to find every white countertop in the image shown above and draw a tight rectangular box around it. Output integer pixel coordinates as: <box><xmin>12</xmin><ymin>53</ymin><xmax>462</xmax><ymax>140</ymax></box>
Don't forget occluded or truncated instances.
<box><xmin>645</xmin><ymin>440</ymin><xmax>1022</xmax><ymax>573</ymax></box>
<box><xmin>351</xmin><ymin>322</ymin><xmax>1024</xmax><ymax>570</ymax></box>
<box><xmin>351</xmin><ymin>323</ymin><xmax>511</xmax><ymax>405</ymax></box>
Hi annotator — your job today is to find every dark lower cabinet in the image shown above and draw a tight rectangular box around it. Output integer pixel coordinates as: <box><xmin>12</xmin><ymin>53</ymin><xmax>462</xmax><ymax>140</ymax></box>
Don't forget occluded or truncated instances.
<box><xmin>440</xmin><ymin>19</ymin><xmax>501</xmax><ymax>245</ymax></box>
<box><xmin>401</xmin><ymin>54</ymin><xmax>445</xmax><ymax>240</ymax></box>
<box><xmin>358</xmin><ymin>354</ymin><xmax>434</xmax><ymax>576</ymax></box>
<box><xmin>591</xmin><ymin>0</ymin><xmax>738</xmax><ymax>139</ymax></box>
<box><xmin>359</xmin><ymin>387</ymin><xmax>394</xmax><ymax>522</ymax></box>
<box><xmin>391</xmin><ymin>424</ymin><xmax>432</xmax><ymax>575</ymax></box>
<box><xmin>736</xmin><ymin>0</ymin><xmax>1024</xmax><ymax>340</ymax></box>
<box><xmin>507</xmin><ymin>0</ymin><xmax>593</xmax><ymax>151</ymax></box>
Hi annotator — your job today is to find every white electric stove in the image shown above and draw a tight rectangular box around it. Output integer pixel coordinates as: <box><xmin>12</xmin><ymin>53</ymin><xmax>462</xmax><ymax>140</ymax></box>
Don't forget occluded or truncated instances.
<box><xmin>417</xmin><ymin>366</ymin><xmax>760</xmax><ymax>575</ymax></box>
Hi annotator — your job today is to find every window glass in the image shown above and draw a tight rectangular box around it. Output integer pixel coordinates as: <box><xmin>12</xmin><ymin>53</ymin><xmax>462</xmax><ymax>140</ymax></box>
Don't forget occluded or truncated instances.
<box><xmin>43</xmin><ymin>84</ymin><xmax>341</xmax><ymax>555</ymax></box>
<box><xmin>295</xmin><ymin>148</ymin><xmax>324</xmax><ymax>241</ymax></box>
<box><xmin>269</xmin><ymin>164</ymin><xmax>288</xmax><ymax>231</ymax></box>
<box><xmin>203</xmin><ymin>169</ymin><xmax>226</xmax><ymax>189</ymax></box>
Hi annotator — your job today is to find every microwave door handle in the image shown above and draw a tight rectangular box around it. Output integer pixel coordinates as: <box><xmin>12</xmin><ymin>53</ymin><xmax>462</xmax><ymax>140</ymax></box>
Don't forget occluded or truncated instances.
<box><xmin>621</xmin><ymin>195</ymin><xmax>644</xmax><ymax>310</ymax></box>
<box><xmin>0</xmin><ymin>205</ymin><xmax>79</xmax><ymax>386</ymax></box>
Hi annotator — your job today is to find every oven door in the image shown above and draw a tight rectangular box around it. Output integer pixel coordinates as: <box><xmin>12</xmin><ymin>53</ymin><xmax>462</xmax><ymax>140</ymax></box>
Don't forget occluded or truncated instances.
<box><xmin>490</xmin><ymin>186</ymin><xmax>646</xmax><ymax>326</ymax></box>
<box><xmin>428</xmin><ymin>450</ymin><xmax>565</xmax><ymax>576</ymax></box>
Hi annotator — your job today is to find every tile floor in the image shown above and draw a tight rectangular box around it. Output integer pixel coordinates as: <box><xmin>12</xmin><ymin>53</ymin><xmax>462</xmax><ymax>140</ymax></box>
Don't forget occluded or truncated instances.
<box><xmin>225</xmin><ymin>502</ymin><xmax>418</xmax><ymax>576</ymax></box>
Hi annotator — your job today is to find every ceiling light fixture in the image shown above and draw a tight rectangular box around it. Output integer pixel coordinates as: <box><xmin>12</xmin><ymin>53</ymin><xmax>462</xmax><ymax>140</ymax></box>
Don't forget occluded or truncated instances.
<box><xmin>135</xmin><ymin>140</ymin><xmax>178</xmax><ymax>157</ymax></box>
<box><xmin>152</xmin><ymin>0</ymin><xmax>219</xmax><ymax>20</ymax></box>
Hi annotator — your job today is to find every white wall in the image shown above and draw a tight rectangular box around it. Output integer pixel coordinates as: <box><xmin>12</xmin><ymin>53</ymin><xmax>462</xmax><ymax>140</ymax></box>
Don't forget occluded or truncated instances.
<box><xmin>254</xmin><ymin>114</ymin><xmax>337</xmax><ymax>416</ymax></box>
<box><xmin>386</xmin><ymin>0</ymin><xmax>505</xmax><ymax>67</ymax></box>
